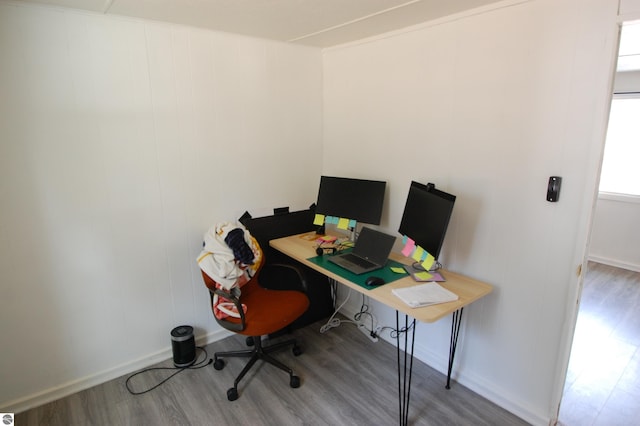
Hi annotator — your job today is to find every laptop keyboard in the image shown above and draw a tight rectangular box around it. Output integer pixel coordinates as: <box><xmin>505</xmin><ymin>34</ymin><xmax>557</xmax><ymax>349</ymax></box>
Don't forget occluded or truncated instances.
<box><xmin>342</xmin><ymin>253</ymin><xmax>376</xmax><ymax>269</ymax></box>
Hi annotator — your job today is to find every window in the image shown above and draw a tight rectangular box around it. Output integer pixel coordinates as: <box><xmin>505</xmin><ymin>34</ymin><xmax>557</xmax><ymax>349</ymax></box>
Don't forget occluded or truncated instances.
<box><xmin>599</xmin><ymin>94</ymin><xmax>640</xmax><ymax>196</ymax></box>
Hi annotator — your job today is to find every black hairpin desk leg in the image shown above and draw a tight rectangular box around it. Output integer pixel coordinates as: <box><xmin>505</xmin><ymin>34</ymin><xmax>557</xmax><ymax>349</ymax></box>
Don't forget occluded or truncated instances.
<box><xmin>396</xmin><ymin>311</ymin><xmax>416</xmax><ymax>426</ymax></box>
<box><xmin>446</xmin><ymin>307</ymin><xmax>464</xmax><ymax>390</ymax></box>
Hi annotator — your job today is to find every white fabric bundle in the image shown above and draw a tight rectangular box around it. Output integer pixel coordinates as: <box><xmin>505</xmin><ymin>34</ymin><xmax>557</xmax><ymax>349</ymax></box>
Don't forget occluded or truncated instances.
<box><xmin>197</xmin><ymin>222</ymin><xmax>260</xmax><ymax>290</ymax></box>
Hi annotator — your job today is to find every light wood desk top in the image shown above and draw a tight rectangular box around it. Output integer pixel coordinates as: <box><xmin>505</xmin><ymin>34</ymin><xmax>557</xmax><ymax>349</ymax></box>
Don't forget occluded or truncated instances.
<box><xmin>270</xmin><ymin>232</ymin><xmax>493</xmax><ymax>323</ymax></box>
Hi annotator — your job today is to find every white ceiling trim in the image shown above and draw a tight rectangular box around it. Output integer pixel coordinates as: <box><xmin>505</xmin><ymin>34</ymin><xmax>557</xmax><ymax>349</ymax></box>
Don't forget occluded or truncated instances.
<box><xmin>287</xmin><ymin>0</ymin><xmax>422</xmax><ymax>43</ymax></box>
<box><xmin>102</xmin><ymin>0</ymin><xmax>114</xmax><ymax>13</ymax></box>
<box><xmin>322</xmin><ymin>0</ymin><xmax>531</xmax><ymax>51</ymax></box>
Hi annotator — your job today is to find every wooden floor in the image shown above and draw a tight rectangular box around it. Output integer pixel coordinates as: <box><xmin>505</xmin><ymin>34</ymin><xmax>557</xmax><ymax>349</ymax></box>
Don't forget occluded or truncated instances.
<box><xmin>17</xmin><ymin>315</ymin><xmax>528</xmax><ymax>426</ymax></box>
<box><xmin>558</xmin><ymin>262</ymin><xmax>640</xmax><ymax>426</ymax></box>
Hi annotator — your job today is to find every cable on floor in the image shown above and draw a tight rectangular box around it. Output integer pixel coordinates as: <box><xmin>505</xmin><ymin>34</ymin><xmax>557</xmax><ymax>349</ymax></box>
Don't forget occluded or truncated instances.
<box><xmin>125</xmin><ymin>346</ymin><xmax>212</xmax><ymax>395</ymax></box>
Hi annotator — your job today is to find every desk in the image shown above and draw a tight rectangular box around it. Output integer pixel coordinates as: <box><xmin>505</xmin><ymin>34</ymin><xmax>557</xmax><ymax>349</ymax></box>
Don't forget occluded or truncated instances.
<box><xmin>270</xmin><ymin>232</ymin><xmax>493</xmax><ymax>425</ymax></box>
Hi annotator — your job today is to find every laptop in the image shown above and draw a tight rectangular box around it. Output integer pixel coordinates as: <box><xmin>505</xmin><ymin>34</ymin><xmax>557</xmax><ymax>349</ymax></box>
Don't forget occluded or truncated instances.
<box><xmin>328</xmin><ymin>227</ymin><xmax>396</xmax><ymax>275</ymax></box>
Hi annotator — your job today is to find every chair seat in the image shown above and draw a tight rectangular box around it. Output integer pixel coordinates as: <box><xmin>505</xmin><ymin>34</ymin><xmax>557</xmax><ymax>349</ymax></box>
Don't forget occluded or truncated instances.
<box><xmin>200</xmin><ymin>239</ymin><xmax>310</xmax><ymax>400</ymax></box>
<box><xmin>221</xmin><ymin>280</ymin><xmax>310</xmax><ymax>337</ymax></box>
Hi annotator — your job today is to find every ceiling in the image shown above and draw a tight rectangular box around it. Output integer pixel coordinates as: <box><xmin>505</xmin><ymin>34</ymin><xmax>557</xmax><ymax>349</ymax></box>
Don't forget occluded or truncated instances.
<box><xmin>15</xmin><ymin>0</ymin><xmax>503</xmax><ymax>47</ymax></box>
<box><xmin>12</xmin><ymin>0</ymin><xmax>640</xmax><ymax>70</ymax></box>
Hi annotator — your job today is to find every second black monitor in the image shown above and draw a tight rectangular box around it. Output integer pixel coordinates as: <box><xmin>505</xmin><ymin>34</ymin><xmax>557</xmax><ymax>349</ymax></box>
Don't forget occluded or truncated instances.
<box><xmin>315</xmin><ymin>176</ymin><xmax>386</xmax><ymax>225</ymax></box>
<box><xmin>398</xmin><ymin>181</ymin><xmax>456</xmax><ymax>262</ymax></box>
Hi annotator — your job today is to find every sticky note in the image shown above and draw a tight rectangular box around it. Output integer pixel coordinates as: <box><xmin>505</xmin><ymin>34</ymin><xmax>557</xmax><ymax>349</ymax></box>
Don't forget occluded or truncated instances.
<box><xmin>313</xmin><ymin>214</ymin><xmax>325</xmax><ymax>226</ymax></box>
<box><xmin>421</xmin><ymin>252</ymin><xmax>435</xmax><ymax>271</ymax></box>
<box><xmin>401</xmin><ymin>239</ymin><xmax>415</xmax><ymax>257</ymax></box>
<box><xmin>348</xmin><ymin>219</ymin><xmax>357</xmax><ymax>228</ymax></box>
<box><xmin>337</xmin><ymin>217</ymin><xmax>349</xmax><ymax>230</ymax></box>
<box><xmin>412</xmin><ymin>246</ymin><xmax>425</xmax><ymax>263</ymax></box>
<box><xmin>420</xmin><ymin>249</ymin><xmax>428</xmax><ymax>262</ymax></box>
<box><xmin>391</xmin><ymin>267</ymin><xmax>407</xmax><ymax>274</ymax></box>
<box><xmin>415</xmin><ymin>271</ymin><xmax>433</xmax><ymax>281</ymax></box>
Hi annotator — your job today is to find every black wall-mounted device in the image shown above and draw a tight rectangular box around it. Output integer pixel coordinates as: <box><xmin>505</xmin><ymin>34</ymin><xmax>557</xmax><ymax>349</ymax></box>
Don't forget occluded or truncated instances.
<box><xmin>547</xmin><ymin>176</ymin><xmax>562</xmax><ymax>202</ymax></box>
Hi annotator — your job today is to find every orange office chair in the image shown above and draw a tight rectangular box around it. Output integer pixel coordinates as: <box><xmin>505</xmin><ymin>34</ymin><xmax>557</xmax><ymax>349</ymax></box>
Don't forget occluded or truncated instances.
<box><xmin>201</xmin><ymin>247</ymin><xmax>310</xmax><ymax>401</ymax></box>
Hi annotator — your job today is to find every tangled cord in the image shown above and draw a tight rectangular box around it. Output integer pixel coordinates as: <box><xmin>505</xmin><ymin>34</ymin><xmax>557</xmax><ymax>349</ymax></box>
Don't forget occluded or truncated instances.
<box><xmin>320</xmin><ymin>287</ymin><xmax>358</xmax><ymax>333</ymax></box>
<box><xmin>354</xmin><ymin>295</ymin><xmax>376</xmax><ymax>334</ymax></box>
<box><xmin>320</xmin><ymin>280</ymin><xmax>417</xmax><ymax>339</ymax></box>
<box><xmin>378</xmin><ymin>322</ymin><xmax>415</xmax><ymax>338</ymax></box>
<box><xmin>320</xmin><ymin>286</ymin><xmax>415</xmax><ymax>339</ymax></box>
<box><xmin>125</xmin><ymin>346</ymin><xmax>212</xmax><ymax>395</ymax></box>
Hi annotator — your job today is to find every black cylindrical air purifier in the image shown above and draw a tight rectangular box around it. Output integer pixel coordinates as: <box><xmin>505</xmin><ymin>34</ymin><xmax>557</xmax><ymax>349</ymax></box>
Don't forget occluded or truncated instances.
<box><xmin>171</xmin><ymin>325</ymin><xmax>196</xmax><ymax>368</ymax></box>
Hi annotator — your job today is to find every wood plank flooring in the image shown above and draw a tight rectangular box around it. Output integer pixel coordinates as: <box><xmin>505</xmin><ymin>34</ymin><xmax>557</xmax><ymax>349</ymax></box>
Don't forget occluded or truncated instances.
<box><xmin>558</xmin><ymin>262</ymin><xmax>640</xmax><ymax>426</ymax></box>
<box><xmin>17</xmin><ymin>315</ymin><xmax>528</xmax><ymax>426</ymax></box>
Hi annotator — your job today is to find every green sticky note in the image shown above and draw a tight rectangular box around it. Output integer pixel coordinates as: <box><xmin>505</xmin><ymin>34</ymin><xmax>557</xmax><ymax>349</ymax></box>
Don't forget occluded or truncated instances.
<box><xmin>313</xmin><ymin>214</ymin><xmax>325</xmax><ymax>226</ymax></box>
<box><xmin>391</xmin><ymin>267</ymin><xmax>406</xmax><ymax>274</ymax></box>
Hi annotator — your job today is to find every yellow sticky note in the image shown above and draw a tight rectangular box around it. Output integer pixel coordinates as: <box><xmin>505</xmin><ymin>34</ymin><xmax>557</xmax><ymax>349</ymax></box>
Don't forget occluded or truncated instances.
<box><xmin>412</xmin><ymin>246</ymin><xmax>424</xmax><ymax>263</ymax></box>
<box><xmin>337</xmin><ymin>217</ymin><xmax>349</xmax><ymax>230</ymax></box>
<box><xmin>390</xmin><ymin>267</ymin><xmax>406</xmax><ymax>274</ymax></box>
<box><xmin>313</xmin><ymin>214</ymin><xmax>325</xmax><ymax>226</ymax></box>
<box><xmin>415</xmin><ymin>271</ymin><xmax>433</xmax><ymax>281</ymax></box>
<box><xmin>421</xmin><ymin>252</ymin><xmax>435</xmax><ymax>271</ymax></box>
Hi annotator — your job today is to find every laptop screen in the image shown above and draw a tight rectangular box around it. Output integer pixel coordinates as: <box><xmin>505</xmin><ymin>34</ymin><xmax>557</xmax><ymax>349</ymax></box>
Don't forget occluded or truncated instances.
<box><xmin>353</xmin><ymin>227</ymin><xmax>396</xmax><ymax>264</ymax></box>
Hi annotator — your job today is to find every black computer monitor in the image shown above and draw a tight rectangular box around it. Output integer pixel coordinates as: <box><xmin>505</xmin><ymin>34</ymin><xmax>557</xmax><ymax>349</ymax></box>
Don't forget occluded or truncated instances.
<box><xmin>398</xmin><ymin>181</ymin><xmax>456</xmax><ymax>262</ymax></box>
<box><xmin>315</xmin><ymin>176</ymin><xmax>386</xmax><ymax>225</ymax></box>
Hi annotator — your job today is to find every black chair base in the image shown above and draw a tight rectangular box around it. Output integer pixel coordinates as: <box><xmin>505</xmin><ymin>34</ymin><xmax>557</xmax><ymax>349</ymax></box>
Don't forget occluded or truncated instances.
<box><xmin>213</xmin><ymin>336</ymin><xmax>303</xmax><ymax>401</ymax></box>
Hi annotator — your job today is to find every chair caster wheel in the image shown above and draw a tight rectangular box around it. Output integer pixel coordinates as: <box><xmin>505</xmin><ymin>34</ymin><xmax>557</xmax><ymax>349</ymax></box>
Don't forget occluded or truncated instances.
<box><xmin>246</xmin><ymin>337</ymin><xmax>254</xmax><ymax>346</ymax></box>
<box><xmin>292</xmin><ymin>345</ymin><xmax>302</xmax><ymax>356</ymax></box>
<box><xmin>227</xmin><ymin>387</ymin><xmax>239</xmax><ymax>401</ymax></box>
<box><xmin>213</xmin><ymin>359</ymin><xmax>225</xmax><ymax>370</ymax></box>
<box><xmin>290</xmin><ymin>375</ymin><xmax>301</xmax><ymax>388</ymax></box>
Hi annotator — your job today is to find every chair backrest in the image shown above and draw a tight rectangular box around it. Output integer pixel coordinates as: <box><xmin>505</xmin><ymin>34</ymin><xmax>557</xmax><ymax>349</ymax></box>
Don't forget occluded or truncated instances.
<box><xmin>201</xmin><ymin>252</ymin><xmax>265</xmax><ymax>333</ymax></box>
<box><xmin>239</xmin><ymin>208</ymin><xmax>316</xmax><ymax>264</ymax></box>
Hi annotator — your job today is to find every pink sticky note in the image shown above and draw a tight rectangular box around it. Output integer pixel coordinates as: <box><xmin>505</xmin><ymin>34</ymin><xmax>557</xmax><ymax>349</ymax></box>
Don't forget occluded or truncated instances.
<box><xmin>401</xmin><ymin>238</ymin><xmax>415</xmax><ymax>257</ymax></box>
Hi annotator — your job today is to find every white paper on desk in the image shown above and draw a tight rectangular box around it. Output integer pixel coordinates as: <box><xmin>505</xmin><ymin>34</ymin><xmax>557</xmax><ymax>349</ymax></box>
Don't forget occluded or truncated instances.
<box><xmin>392</xmin><ymin>282</ymin><xmax>458</xmax><ymax>308</ymax></box>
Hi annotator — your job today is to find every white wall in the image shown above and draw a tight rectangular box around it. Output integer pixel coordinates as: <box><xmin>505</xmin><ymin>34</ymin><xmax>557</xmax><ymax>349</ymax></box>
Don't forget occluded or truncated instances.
<box><xmin>590</xmin><ymin>194</ymin><xmax>640</xmax><ymax>271</ymax></box>
<box><xmin>323</xmin><ymin>0</ymin><xmax>618</xmax><ymax>424</ymax></box>
<box><xmin>614</xmin><ymin>69</ymin><xmax>640</xmax><ymax>92</ymax></box>
<box><xmin>0</xmin><ymin>2</ymin><xmax>322</xmax><ymax>411</ymax></box>
<box><xmin>620</xmin><ymin>0</ymin><xmax>640</xmax><ymax>19</ymax></box>
<box><xmin>588</xmin><ymin>70</ymin><xmax>640</xmax><ymax>271</ymax></box>
<box><xmin>0</xmin><ymin>0</ymin><xmax>625</xmax><ymax>422</ymax></box>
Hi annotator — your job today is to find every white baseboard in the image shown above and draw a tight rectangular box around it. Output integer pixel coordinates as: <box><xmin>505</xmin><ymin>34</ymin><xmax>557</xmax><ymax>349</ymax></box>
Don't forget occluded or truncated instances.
<box><xmin>411</xmin><ymin>344</ymin><xmax>549</xmax><ymax>425</ymax></box>
<box><xmin>588</xmin><ymin>255</ymin><xmax>640</xmax><ymax>272</ymax></box>
<box><xmin>4</xmin><ymin>329</ymin><xmax>230</xmax><ymax>414</ymax></box>
<box><xmin>338</xmin><ymin>302</ymin><xmax>549</xmax><ymax>426</ymax></box>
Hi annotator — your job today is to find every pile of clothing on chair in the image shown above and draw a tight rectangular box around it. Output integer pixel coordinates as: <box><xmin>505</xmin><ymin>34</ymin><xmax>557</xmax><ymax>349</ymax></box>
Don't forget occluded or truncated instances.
<box><xmin>197</xmin><ymin>222</ymin><xmax>261</xmax><ymax>319</ymax></box>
